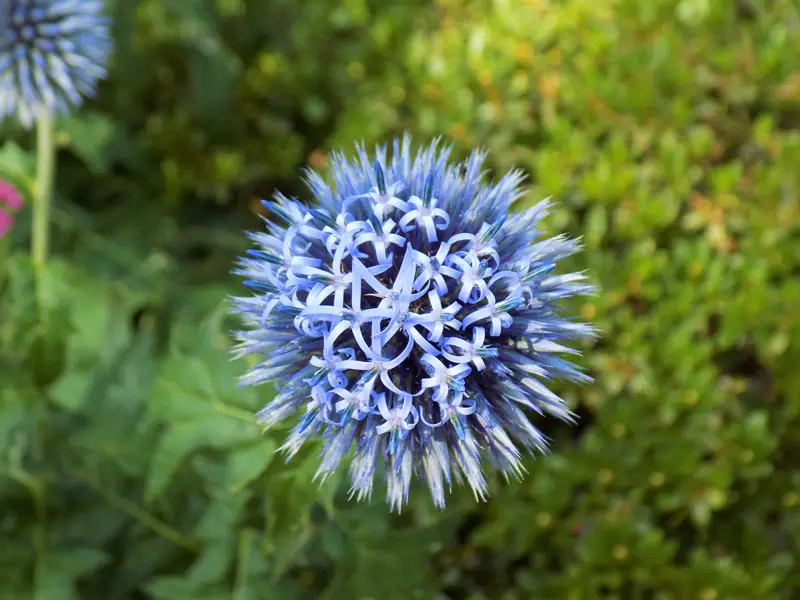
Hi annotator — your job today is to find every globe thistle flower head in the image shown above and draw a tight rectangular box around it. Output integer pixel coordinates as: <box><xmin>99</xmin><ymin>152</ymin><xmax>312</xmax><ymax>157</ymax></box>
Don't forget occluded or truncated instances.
<box><xmin>232</xmin><ymin>136</ymin><xmax>597</xmax><ymax>510</ymax></box>
<box><xmin>0</xmin><ymin>0</ymin><xmax>111</xmax><ymax>127</ymax></box>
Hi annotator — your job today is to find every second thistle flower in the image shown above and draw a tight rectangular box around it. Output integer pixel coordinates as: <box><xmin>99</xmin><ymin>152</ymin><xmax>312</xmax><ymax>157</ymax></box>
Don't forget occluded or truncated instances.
<box><xmin>0</xmin><ymin>0</ymin><xmax>111</xmax><ymax>127</ymax></box>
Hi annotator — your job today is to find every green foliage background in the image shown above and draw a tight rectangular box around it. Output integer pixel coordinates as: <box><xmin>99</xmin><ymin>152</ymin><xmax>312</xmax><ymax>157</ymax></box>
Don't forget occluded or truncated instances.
<box><xmin>2</xmin><ymin>0</ymin><xmax>800</xmax><ymax>598</ymax></box>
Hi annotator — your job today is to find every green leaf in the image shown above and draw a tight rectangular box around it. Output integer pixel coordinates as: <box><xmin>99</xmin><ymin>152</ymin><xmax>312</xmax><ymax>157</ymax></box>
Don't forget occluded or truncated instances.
<box><xmin>0</xmin><ymin>387</ymin><xmax>34</xmax><ymax>457</ymax></box>
<box><xmin>144</xmin><ymin>413</ymin><xmax>258</xmax><ymax>501</ymax></box>
<box><xmin>145</xmin><ymin>577</ymin><xmax>231</xmax><ymax>600</ymax></box>
<box><xmin>144</xmin><ymin>334</ymin><xmax>262</xmax><ymax>500</ymax></box>
<box><xmin>144</xmin><ymin>423</ymin><xmax>200</xmax><ymax>502</ymax></box>
<box><xmin>27</xmin><ymin>312</ymin><xmax>70</xmax><ymax>387</ymax></box>
<box><xmin>48</xmin><ymin>369</ymin><xmax>93</xmax><ymax>413</ymax></box>
<box><xmin>0</xmin><ymin>141</ymin><xmax>35</xmax><ymax>193</ymax></box>
<box><xmin>226</xmin><ymin>439</ymin><xmax>277</xmax><ymax>492</ymax></box>
<box><xmin>193</xmin><ymin>489</ymin><xmax>252</xmax><ymax>540</ymax></box>
<box><xmin>186</xmin><ymin>535</ymin><xmax>236</xmax><ymax>586</ymax></box>
<box><xmin>34</xmin><ymin>549</ymin><xmax>109</xmax><ymax>600</ymax></box>
<box><xmin>59</xmin><ymin>113</ymin><xmax>118</xmax><ymax>175</ymax></box>
<box><xmin>113</xmin><ymin>537</ymin><xmax>176</xmax><ymax>597</ymax></box>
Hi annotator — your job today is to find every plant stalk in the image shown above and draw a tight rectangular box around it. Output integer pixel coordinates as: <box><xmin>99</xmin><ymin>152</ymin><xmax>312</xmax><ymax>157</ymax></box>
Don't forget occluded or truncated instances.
<box><xmin>32</xmin><ymin>110</ymin><xmax>55</xmax><ymax>272</ymax></box>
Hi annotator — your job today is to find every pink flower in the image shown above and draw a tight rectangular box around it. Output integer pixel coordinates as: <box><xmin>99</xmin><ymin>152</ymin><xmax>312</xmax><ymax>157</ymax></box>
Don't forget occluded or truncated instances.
<box><xmin>0</xmin><ymin>211</ymin><xmax>12</xmax><ymax>238</ymax></box>
<box><xmin>0</xmin><ymin>179</ymin><xmax>24</xmax><ymax>239</ymax></box>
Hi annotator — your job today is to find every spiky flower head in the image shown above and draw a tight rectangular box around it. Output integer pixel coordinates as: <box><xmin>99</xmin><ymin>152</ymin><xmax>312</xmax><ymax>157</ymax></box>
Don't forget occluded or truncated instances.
<box><xmin>0</xmin><ymin>0</ymin><xmax>111</xmax><ymax>127</ymax></box>
<box><xmin>232</xmin><ymin>137</ymin><xmax>596</xmax><ymax>510</ymax></box>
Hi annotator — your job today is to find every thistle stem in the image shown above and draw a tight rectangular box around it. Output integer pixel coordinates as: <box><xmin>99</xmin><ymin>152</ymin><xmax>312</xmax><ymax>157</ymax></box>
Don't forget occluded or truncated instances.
<box><xmin>32</xmin><ymin>110</ymin><xmax>55</xmax><ymax>273</ymax></box>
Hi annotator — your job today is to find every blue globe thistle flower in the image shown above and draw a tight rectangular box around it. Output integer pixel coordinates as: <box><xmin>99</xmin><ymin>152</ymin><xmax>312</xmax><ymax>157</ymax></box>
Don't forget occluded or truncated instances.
<box><xmin>0</xmin><ymin>0</ymin><xmax>111</xmax><ymax>127</ymax></box>
<box><xmin>232</xmin><ymin>136</ymin><xmax>597</xmax><ymax>510</ymax></box>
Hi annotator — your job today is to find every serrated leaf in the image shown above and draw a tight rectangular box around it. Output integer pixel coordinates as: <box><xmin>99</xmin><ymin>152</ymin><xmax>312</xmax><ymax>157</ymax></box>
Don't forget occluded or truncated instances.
<box><xmin>145</xmin><ymin>415</ymin><xmax>257</xmax><ymax>501</ymax></box>
<box><xmin>65</xmin><ymin>277</ymin><xmax>131</xmax><ymax>361</ymax></box>
<box><xmin>34</xmin><ymin>549</ymin><xmax>109</xmax><ymax>600</ymax></box>
<box><xmin>145</xmin><ymin>333</ymin><xmax>261</xmax><ymax>500</ymax></box>
<box><xmin>144</xmin><ymin>422</ymin><xmax>203</xmax><ymax>502</ymax></box>
<box><xmin>194</xmin><ymin>489</ymin><xmax>252</xmax><ymax>540</ymax></box>
<box><xmin>186</xmin><ymin>535</ymin><xmax>236</xmax><ymax>586</ymax></box>
<box><xmin>227</xmin><ymin>439</ymin><xmax>276</xmax><ymax>492</ymax></box>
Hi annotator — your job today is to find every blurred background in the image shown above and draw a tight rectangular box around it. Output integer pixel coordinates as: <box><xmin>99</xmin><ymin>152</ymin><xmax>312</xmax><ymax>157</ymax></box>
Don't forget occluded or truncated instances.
<box><xmin>1</xmin><ymin>0</ymin><xmax>800</xmax><ymax>598</ymax></box>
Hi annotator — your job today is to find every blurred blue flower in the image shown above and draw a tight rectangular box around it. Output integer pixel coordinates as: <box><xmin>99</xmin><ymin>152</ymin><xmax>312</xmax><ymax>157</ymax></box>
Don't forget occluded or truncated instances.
<box><xmin>232</xmin><ymin>136</ymin><xmax>597</xmax><ymax>510</ymax></box>
<box><xmin>0</xmin><ymin>0</ymin><xmax>111</xmax><ymax>127</ymax></box>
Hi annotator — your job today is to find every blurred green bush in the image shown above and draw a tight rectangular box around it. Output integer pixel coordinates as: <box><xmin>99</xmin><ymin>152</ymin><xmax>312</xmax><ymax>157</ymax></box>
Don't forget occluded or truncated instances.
<box><xmin>2</xmin><ymin>0</ymin><xmax>799</xmax><ymax>598</ymax></box>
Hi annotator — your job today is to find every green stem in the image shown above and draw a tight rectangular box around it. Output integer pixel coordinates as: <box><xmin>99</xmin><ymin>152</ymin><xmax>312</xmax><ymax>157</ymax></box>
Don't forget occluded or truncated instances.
<box><xmin>32</xmin><ymin>111</ymin><xmax>55</xmax><ymax>273</ymax></box>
